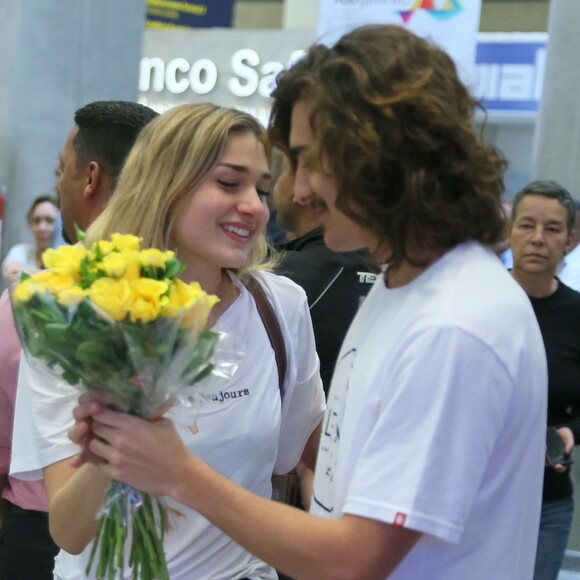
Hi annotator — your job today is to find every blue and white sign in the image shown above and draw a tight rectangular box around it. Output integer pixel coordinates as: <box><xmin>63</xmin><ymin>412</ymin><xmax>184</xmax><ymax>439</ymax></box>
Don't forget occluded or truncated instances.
<box><xmin>139</xmin><ymin>29</ymin><xmax>549</xmax><ymax>122</ymax></box>
<box><xmin>474</xmin><ymin>32</ymin><xmax>547</xmax><ymax>115</ymax></box>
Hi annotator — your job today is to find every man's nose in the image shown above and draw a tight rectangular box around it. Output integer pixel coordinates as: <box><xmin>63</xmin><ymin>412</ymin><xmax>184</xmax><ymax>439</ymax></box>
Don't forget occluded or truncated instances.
<box><xmin>293</xmin><ymin>162</ymin><xmax>315</xmax><ymax>206</ymax></box>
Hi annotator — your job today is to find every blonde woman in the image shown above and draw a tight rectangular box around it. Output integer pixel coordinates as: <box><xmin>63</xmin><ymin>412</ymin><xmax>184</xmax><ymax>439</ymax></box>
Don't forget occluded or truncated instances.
<box><xmin>11</xmin><ymin>103</ymin><xmax>325</xmax><ymax>580</ymax></box>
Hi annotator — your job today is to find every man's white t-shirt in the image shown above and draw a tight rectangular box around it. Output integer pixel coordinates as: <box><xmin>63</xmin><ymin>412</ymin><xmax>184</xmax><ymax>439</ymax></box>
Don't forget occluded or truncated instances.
<box><xmin>310</xmin><ymin>241</ymin><xmax>547</xmax><ymax>580</ymax></box>
<box><xmin>11</xmin><ymin>271</ymin><xmax>326</xmax><ymax>580</ymax></box>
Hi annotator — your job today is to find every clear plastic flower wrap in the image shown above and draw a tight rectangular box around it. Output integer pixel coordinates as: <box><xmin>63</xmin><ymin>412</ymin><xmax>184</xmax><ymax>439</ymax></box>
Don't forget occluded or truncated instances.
<box><xmin>10</xmin><ymin>232</ymin><xmax>231</xmax><ymax>580</ymax></box>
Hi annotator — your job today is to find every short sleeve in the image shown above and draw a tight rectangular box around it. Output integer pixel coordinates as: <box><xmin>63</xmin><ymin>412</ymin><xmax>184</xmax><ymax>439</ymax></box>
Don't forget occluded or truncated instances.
<box><xmin>0</xmin><ymin>289</ymin><xmax>20</xmax><ymax>473</ymax></box>
<box><xmin>343</xmin><ymin>327</ymin><xmax>514</xmax><ymax>543</ymax></box>
<box><xmin>10</xmin><ymin>356</ymin><xmax>80</xmax><ymax>480</ymax></box>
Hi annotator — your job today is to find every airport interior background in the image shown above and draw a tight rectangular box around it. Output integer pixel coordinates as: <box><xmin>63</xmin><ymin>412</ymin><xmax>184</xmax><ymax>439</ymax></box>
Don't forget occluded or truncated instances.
<box><xmin>1</xmin><ymin>1</ymin><xmax>580</xmax><ymax>574</ymax></box>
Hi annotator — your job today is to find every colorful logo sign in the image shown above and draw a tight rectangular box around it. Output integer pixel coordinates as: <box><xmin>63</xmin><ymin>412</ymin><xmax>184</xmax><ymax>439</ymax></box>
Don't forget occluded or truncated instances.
<box><xmin>400</xmin><ymin>0</ymin><xmax>463</xmax><ymax>23</ymax></box>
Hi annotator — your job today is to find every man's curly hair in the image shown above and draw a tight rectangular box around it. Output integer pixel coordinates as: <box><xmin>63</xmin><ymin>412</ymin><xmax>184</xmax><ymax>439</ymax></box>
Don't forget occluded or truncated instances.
<box><xmin>270</xmin><ymin>25</ymin><xmax>507</xmax><ymax>267</ymax></box>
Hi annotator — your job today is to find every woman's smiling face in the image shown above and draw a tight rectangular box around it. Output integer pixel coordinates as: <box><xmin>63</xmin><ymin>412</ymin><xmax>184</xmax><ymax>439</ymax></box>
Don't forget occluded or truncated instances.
<box><xmin>171</xmin><ymin>131</ymin><xmax>271</xmax><ymax>272</ymax></box>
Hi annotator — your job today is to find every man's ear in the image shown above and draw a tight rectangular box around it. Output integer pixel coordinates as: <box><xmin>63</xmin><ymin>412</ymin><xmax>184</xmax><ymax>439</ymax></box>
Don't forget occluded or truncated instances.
<box><xmin>565</xmin><ymin>230</ymin><xmax>576</xmax><ymax>255</ymax></box>
<box><xmin>83</xmin><ymin>161</ymin><xmax>102</xmax><ymax>199</ymax></box>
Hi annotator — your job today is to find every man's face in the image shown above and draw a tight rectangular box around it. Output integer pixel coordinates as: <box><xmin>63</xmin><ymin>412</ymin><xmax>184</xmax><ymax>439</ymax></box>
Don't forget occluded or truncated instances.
<box><xmin>508</xmin><ymin>194</ymin><xmax>574</xmax><ymax>277</ymax></box>
<box><xmin>288</xmin><ymin>99</ymin><xmax>377</xmax><ymax>252</ymax></box>
<box><xmin>54</xmin><ymin>126</ymin><xmax>87</xmax><ymax>243</ymax></box>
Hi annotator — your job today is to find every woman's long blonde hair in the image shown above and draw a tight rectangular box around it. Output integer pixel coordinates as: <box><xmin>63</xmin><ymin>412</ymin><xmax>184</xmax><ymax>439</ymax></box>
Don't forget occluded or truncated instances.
<box><xmin>86</xmin><ymin>103</ymin><xmax>274</xmax><ymax>275</ymax></box>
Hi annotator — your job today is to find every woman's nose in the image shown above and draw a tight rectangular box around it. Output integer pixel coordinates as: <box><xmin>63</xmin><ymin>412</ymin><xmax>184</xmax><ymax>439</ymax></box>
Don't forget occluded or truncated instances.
<box><xmin>239</xmin><ymin>188</ymin><xmax>268</xmax><ymax>216</ymax></box>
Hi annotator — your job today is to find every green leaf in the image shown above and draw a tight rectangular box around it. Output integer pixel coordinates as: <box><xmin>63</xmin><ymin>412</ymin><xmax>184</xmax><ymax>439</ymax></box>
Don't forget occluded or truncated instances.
<box><xmin>164</xmin><ymin>258</ymin><xmax>187</xmax><ymax>279</ymax></box>
<box><xmin>75</xmin><ymin>340</ymin><xmax>112</xmax><ymax>364</ymax></box>
<box><xmin>141</xmin><ymin>265</ymin><xmax>157</xmax><ymax>280</ymax></box>
<box><xmin>79</xmin><ymin>256</ymin><xmax>98</xmax><ymax>289</ymax></box>
<box><xmin>61</xmin><ymin>368</ymin><xmax>82</xmax><ymax>386</ymax></box>
<box><xmin>94</xmin><ymin>242</ymin><xmax>106</xmax><ymax>262</ymax></box>
<box><xmin>193</xmin><ymin>362</ymin><xmax>215</xmax><ymax>383</ymax></box>
<box><xmin>44</xmin><ymin>322</ymin><xmax>72</xmax><ymax>344</ymax></box>
<box><xmin>74</xmin><ymin>223</ymin><xmax>86</xmax><ymax>242</ymax></box>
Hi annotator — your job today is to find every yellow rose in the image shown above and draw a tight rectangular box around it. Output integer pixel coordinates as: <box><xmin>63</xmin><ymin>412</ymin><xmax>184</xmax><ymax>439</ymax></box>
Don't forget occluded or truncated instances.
<box><xmin>110</xmin><ymin>233</ymin><xmax>142</xmax><ymax>252</ymax></box>
<box><xmin>160</xmin><ymin>279</ymin><xmax>214</xmax><ymax>314</ymax></box>
<box><xmin>46</xmin><ymin>274</ymin><xmax>76</xmax><ymax>294</ymax></box>
<box><xmin>163</xmin><ymin>280</ymin><xmax>219</xmax><ymax>333</ymax></box>
<box><xmin>12</xmin><ymin>270</ymin><xmax>59</xmax><ymax>303</ymax></box>
<box><xmin>139</xmin><ymin>248</ymin><xmax>175</xmax><ymax>269</ymax></box>
<box><xmin>182</xmin><ymin>291</ymin><xmax>220</xmax><ymax>334</ymax></box>
<box><xmin>120</xmin><ymin>253</ymin><xmax>142</xmax><ymax>282</ymax></box>
<box><xmin>128</xmin><ymin>298</ymin><xmax>159</xmax><ymax>323</ymax></box>
<box><xmin>94</xmin><ymin>240</ymin><xmax>115</xmax><ymax>255</ymax></box>
<box><xmin>98</xmin><ymin>253</ymin><xmax>131</xmax><ymax>278</ymax></box>
<box><xmin>57</xmin><ymin>286</ymin><xmax>89</xmax><ymax>307</ymax></box>
<box><xmin>26</xmin><ymin>271</ymin><xmax>58</xmax><ymax>294</ymax></box>
<box><xmin>13</xmin><ymin>278</ymin><xmax>38</xmax><ymax>304</ymax></box>
<box><xmin>30</xmin><ymin>270</ymin><xmax>54</xmax><ymax>282</ymax></box>
<box><xmin>160</xmin><ymin>278</ymin><xmax>197</xmax><ymax>317</ymax></box>
<box><xmin>127</xmin><ymin>278</ymin><xmax>169</xmax><ymax>322</ymax></box>
<box><xmin>88</xmin><ymin>278</ymin><xmax>132</xmax><ymax>321</ymax></box>
<box><xmin>131</xmin><ymin>278</ymin><xmax>169</xmax><ymax>300</ymax></box>
<box><xmin>42</xmin><ymin>244</ymin><xmax>87</xmax><ymax>279</ymax></box>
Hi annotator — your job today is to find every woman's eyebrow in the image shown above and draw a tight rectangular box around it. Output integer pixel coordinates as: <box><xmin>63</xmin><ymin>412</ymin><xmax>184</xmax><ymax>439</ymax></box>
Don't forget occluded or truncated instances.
<box><xmin>218</xmin><ymin>163</ymin><xmax>271</xmax><ymax>181</ymax></box>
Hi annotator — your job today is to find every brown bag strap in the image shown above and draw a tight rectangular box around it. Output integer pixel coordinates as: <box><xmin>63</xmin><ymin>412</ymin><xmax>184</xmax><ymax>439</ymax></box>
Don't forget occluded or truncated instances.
<box><xmin>242</xmin><ymin>275</ymin><xmax>287</xmax><ymax>398</ymax></box>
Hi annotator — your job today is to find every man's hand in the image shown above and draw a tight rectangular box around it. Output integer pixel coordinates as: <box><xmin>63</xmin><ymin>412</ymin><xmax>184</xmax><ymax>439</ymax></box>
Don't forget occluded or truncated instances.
<box><xmin>86</xmin><ymin>408</ymin><xmax>190</xmax><ymax>497</ymax></box>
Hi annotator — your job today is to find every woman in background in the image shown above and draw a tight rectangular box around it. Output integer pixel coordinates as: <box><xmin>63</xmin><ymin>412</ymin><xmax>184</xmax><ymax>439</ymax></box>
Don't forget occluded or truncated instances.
<box><xmin>2</xmin><ymin>194</ymin><xmax>59</xmax><ymax>285</ymax></box>
<box><xmin>507</xmin><ymin>179</ymin><xmax>580</xmax><ymax>580</ymax></box>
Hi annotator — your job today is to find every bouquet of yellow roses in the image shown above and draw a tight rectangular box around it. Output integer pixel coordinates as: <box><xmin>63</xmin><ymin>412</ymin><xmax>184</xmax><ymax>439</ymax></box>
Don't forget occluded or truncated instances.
<box><xmin>11</xmin><ymin>232</ymin><xmax>221</xmax><ymax>580</ymax></box>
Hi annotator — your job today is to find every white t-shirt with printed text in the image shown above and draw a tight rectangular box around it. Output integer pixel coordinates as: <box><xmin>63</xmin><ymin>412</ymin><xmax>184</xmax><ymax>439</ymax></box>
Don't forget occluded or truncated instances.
<box><xmin>12</xmin><ymin>271</ymin><xmax>326</xmax><ymax>580</ymax></box>
<box><xmin>311</xmin><ymin>241</ymin><xmax>547</xmax><ymax>580</ymax></box>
